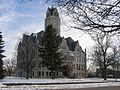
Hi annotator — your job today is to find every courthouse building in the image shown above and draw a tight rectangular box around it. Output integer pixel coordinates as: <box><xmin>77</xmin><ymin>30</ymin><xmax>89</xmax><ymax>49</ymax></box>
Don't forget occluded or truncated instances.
<box><xmin>16</xmin><ymin>7</ymin><xmax>86</xmax><ymax>78</ymax></box>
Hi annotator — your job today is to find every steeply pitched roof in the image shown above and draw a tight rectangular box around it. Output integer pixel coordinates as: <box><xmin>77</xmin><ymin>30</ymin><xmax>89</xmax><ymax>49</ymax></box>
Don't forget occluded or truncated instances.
<box><xmin>22</xmin><ymin>34</ymin><xmax>30</xmax><ymax>42</ymax></box>
<box><xmin>65</xmin><ymin>37</ymin><xmax>77</xmax><ymax>51</ymax></box>
<box><xmin>30</xmin><ymin>33</ymin><xmax>36</xmax><ymax>43</ymax></box>
<box><xmin>36</xmin><ymin>31</ymin><xmax>44</xmax><ymax>46</ymax></box>
<box><xmin>21</xmin><ymin>31</ymin><xmax>81</xmax><ymax>52</ymax></box>
<box><xmin>37</xmin><ymin>31</ymin><xmax>44</xmax><ymax>38</ymax></box>
<box><xmin>72</xmin><ymin>41</ymin><xmax>78</xmax><ymax>51</ymax></box>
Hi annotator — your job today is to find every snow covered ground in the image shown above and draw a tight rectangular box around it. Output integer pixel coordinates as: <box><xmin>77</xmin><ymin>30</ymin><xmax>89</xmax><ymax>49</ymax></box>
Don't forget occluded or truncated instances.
<box><xmin>0</xmin><ymin>76</ymin><xmax>120</xmax><ymax>90</ymax></box>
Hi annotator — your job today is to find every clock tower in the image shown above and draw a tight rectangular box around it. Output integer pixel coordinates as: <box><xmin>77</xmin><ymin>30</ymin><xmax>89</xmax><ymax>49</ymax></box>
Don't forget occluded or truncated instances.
<box><xmin>45</xmin><ymin>7</ymin><xmax>60</xmax><ymax>36</ymax></box>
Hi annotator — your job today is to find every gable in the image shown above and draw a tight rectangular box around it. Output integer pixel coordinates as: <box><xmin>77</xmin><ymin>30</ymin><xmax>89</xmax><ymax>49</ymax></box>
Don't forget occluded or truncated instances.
<box><xmin>65</xmin><ymin>37</ymin><xmax>77</xmax><ymax>51</ymax></box>
<box><xmin>74</xmin><ymin>42</ymin><xmax>85</xmax><ymax>54</ymax></box>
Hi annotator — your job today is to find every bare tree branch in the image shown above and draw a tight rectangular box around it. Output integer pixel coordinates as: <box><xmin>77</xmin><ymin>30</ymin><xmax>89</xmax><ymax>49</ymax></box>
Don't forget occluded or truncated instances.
<box><xmin>50</xmin><ymin>0</ymin><xmax>120</xmax><ymax>34</ymax></box>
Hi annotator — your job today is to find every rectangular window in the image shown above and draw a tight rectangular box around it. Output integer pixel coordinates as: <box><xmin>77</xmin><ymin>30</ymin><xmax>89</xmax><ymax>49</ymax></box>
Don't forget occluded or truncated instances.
<box><xmin>39</xmin><ymin>71</ymin><xmax>41</xmax><ymax>76</ymax></box>
<box><xmin>82</xmin><ymin>65</ymin><xmax>84</xmax><ymax>71</ymax></box>
<box><xmin>46</xmin><ymin>72</ymin><xmax>48</xmax><ymax>76</ymax></box>
<box><xmin>42</xmin><ymin>65</ymin><xmax>44</xmax><ymax>68</ymax></box>
<box><xmin>42</xmin><ymin>71</ymin><xmax>44</xmax><ymax>76</ymax></box>
<box><xmin>53</xmin><ymin>72</ymin><xmax>55</xmax><ymax>76</ymax></box>
<box><xmin>33</xmin><ymin>71</ymin><xmax>34</xmax><ymax>76</ymax></box>
<box><xmin>79</xmin><ymin>64</ymin><xmax>80</xmax><ymax>70</ymax></box>
<box><xmin>39</xmin><ymin>64</ymin><xmax>41</xmax><ymax>68</ymax></box>
<box><xmin>56</xmin><ymin>72</ymin><xmax>58</xmax><ymax>76</ymax></box>
<box><xmin>49</xmin><ymin>72</ymin><xmax>51</xmax><ymax>76</ymax></box>
<box><xmin>77</xmin><ymin>64</ymin><xmax>78</xmax><ymax>70</ymax></box>
<box><xmin>18</xmin><ymin>72</ymin><xmax>20</xmax><ymax>76</ymax></box>
<box><xmin>74</xmin><ymin>64</ymin><xmax>75</xmax><ymax>70</ymax></box>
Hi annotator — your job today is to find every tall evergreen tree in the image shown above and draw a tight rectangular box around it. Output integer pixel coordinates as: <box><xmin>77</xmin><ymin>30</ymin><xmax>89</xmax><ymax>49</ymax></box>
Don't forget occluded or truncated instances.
<box><xmin>0</xmin><ymin>31</ymin><xmax>5</xmax><ymax>79</ymax></box>
<box><xmin>39</xmin><ymin>25</ymin><xmax>64</xmax><ymax>79</ymax></box>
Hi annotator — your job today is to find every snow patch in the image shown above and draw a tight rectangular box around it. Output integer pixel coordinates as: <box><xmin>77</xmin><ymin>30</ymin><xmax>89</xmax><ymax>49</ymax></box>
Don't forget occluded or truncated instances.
<box><xmin>0</xmin><ymin>77</ymin><xmax>120</xmax><ymax>90</ymax></box>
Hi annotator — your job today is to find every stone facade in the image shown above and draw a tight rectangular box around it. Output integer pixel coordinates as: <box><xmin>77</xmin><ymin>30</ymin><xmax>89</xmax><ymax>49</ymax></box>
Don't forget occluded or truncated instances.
<box><xmin>16</xmin><ymin>7</ymin><xmax>86</xmax><ymax>78</ymax></box>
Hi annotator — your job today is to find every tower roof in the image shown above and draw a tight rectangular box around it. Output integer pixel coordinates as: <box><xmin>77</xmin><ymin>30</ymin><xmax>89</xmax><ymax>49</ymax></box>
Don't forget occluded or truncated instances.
<box><xmin>46</xmin><ymin>7</ymin><xmax>59</xmax><ymax>17</ymax></box>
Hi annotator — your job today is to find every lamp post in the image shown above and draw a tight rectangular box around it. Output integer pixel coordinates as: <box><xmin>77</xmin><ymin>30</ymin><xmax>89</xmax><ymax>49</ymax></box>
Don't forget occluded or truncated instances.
<box><xmin>115</xmin><ymin>65</ymin><xmax>117</xmax><ymax>82</ymax></box>
<box><xmin>115</xmin><ymin>61</ymin><xmax>118</xmax><ymax>82</ymax></box>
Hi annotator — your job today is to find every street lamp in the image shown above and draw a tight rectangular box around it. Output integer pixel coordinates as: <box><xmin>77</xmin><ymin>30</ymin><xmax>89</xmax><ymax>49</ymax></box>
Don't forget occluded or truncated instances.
<box><xmin>115</xmin><ymin>61</ymin><xmax>119</xmax><ymax>82</ymax></box>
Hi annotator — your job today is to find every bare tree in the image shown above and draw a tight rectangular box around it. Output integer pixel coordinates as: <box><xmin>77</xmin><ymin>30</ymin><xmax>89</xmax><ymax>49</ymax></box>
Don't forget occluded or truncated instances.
<box><xmin>4</xmin><ymin>58</ymin><xmax>16</xmax><ymax>76</ymax></box>
<box><xmin>91</xmin><ymin>33</ymin><xmax>118</xmax><ymax>80</ymax></box>
<box><xmin>20</xmin><ymin>0</ymin><xmax>120</xmax><ymax>34</ymax></box>
<box><xmin>113</xmin><ymin>36</ymin><xmax>120</xmax><ymax>81</ymax></box>
<box><xmin>46</xmin><ymin>0</ymin><xmax>120</xmax><ymax>34</ymax></box>
<box><xmin>17</xmin><ymin>34</ymin><xmax>36</xmax><ymax>79</ymax></box>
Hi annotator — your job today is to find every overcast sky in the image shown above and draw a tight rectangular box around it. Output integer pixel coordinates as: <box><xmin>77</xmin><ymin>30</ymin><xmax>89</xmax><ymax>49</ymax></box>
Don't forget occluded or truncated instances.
<box><xmin>0</xmin><ymin>0</ymin><xmax>94</xmax><ymax>59</ymax></box>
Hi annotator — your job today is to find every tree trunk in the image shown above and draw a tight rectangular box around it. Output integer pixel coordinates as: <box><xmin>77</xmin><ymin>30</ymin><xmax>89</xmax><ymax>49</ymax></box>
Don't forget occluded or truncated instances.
<box><xmin>8</xmin><ymin>71</ymin><xmax>11</xmax><ymax>76</ymax></box>
<box><xmin>51</xmin><ymin>70</ymin><xmax>55</xmax><ymax>79</ymax></box>
<box><xmin>26</xmin><ymin>72</ymin><xmax>29</xmax><ymax>79</ymax></box>
<box><xmin>103</xmin><ymin>66</ymin><xmax>107</xmax><ymax>80</ymax></box>
<box><xmin>103</xmin><ymin>53</ymin><xmax>107</xmax><ymax>80</ymax></box>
